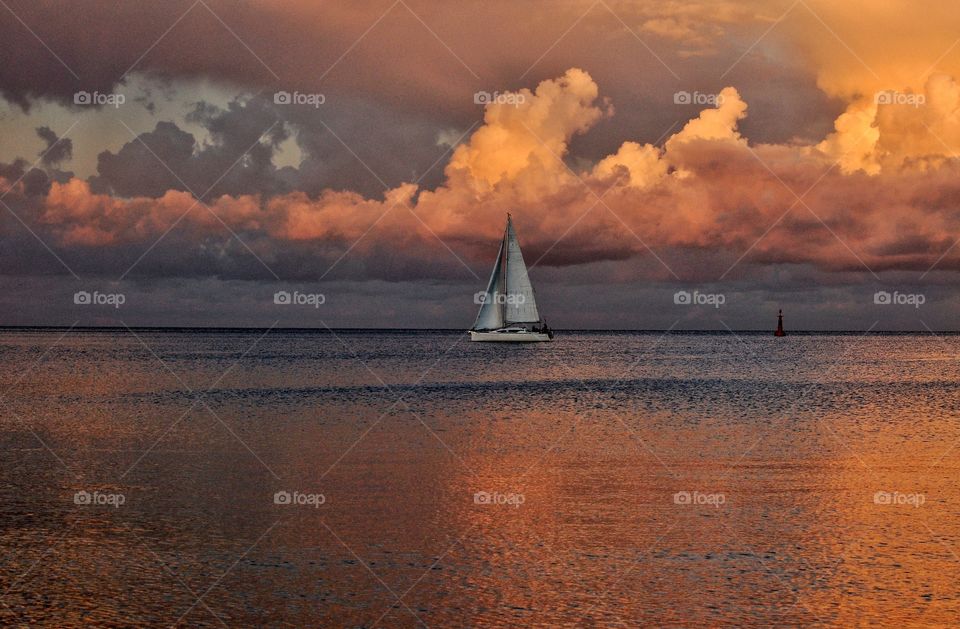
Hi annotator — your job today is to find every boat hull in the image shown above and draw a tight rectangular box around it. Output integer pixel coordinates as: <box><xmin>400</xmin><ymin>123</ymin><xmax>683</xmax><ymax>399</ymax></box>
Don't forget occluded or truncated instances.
<box><xmin>469</xmin><ymin>330</ymin><xmax>552</xmax><ymax>342</ymax></box>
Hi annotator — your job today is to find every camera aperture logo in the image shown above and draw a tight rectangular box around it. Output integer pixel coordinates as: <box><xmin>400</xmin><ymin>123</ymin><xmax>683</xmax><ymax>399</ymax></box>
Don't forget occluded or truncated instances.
<box><xmin>74</xmin><ymin>290</ymin><xmax>125</xmax><ymax>308</ymax></box>
<box><xmin>673</xmin><ymin>290</ymin><xmax>725</xmax><ymax>308</ymax></box>
<box><xmin>474</xmin><ymin>91</ymin><xmax>526</xmax><ymax>107</ymax></box>
<box><xmin>74</xmin><ymin>90</ymin><xmax>125</xmax><ymax>108</ymax></box>
<box><xmin>873</xmin><ymin>290</ymin><xmax>925</xmax><ymax>308</ymax></box>
<box><xmin>74</xmin><ymin>490</ymin><xmax>125</xmax><ymax>508</ymax></box>
<box><xmin>474</xmin><ymin>291</ymin><xmax>526</xmax><ymax>305</ymax></box>
<box><xmin>274</xmin><ymin>90</ymin><xmax>325</xmax><ymax>108</ymax></box>
<box><xmin>473</xmin><ymin>491</ymin><xmax>525</xmax><ymax>508</ymax></box>
<box><xmin>274</xmin><ymin>290</ymin><xmax>325</xmax><ymax>308</ymax></box>
<box><xmin>874</xmin><ymin>491</ymin><xmax>925</xmax><ymax>508</ymax></box>
<box><xmin>673</xmin><ymin>490</ymin><xmax>725</xmax><ymax>508</ymax></box>
<box><xmin>274</xmin><ymin>490</ymin><xmax>326</xmax><ymax>508</ymax></box>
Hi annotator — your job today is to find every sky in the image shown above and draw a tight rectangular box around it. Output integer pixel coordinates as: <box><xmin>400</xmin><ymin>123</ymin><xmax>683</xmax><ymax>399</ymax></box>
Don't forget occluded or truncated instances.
<box><xmin>2</xmin><ymin>0</ymin><xmax>960</xmax><ymax>330</ymax></box>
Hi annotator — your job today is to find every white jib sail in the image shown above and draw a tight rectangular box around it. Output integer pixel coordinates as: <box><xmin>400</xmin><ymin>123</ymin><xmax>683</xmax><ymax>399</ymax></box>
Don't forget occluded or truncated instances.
<box><xmin>472</xmin><ymin>234</ymin><xmax>506</xmax><ymax>330</ymax></box>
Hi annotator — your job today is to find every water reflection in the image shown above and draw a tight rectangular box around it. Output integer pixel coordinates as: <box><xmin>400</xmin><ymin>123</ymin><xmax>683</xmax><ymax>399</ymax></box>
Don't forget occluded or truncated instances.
<box><xmin>1</xmin><ymin>330</ymin><xmax>960</xmax><ymax>625</ymax></box>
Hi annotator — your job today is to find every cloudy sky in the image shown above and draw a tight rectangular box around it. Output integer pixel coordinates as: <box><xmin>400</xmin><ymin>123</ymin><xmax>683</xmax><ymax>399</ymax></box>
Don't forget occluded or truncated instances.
<box><xmin>2</xmin><ymin>0</ymin><xmax>960</xmax><ymax>329</ymax></box>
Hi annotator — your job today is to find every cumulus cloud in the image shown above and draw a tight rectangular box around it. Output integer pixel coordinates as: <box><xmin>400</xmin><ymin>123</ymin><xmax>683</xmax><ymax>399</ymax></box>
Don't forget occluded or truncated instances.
<box><xmin>668</xmin><ymin>87</ymin><xmax>748</xmax><ymax>146</ymax></box>
<box><xmin>593</xmin><ymin>141</ymin><xmax>667</xmax><ymax>188</ymax></box>
<box><xmin>816</xmin><ymin>73</ymin><xmax>960</xmax><ymax>175</ymax></box>
<box><xmin>6</xmin><ymin>68</ymin><xmax>960</xmax><ymax>287</ymax></box>
<box><xmin>446</xmin><ymin>68</ymin><xmax>605</xmax><ymax>188</ymax></box>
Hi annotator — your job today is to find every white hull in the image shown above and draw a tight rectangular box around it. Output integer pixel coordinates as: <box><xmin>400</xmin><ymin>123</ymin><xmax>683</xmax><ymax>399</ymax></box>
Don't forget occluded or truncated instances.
<box><xmin>470</xmin><ymin>330</ymin><xmax>552</xmax><ymax>342</ymax></box>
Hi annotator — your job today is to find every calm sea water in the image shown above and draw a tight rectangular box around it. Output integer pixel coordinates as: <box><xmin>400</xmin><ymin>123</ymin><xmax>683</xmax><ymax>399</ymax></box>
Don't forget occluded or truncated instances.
<box><xmin>2</xmin><ymin>329</ymin><xmax>960</xmax><ymax>627</ymax></box>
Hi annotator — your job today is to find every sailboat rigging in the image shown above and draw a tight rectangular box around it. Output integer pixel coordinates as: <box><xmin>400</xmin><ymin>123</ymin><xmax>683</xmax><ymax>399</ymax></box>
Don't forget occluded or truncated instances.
<box><xmin>470</xmin><ymin>214</ymin><xmax>553</xmax><ymax>342</ymax></box>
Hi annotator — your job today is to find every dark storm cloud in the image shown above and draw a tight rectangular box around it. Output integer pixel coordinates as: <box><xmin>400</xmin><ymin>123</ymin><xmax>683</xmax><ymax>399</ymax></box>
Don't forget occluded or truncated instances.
<box><xmin>0</xmin><ymin>0</ymin><xmax>837</xmax><ymax>149</ymax></box>
<box><xmin>89</xmin><ymin>121</ymin><xmax>197</xmax><ymax>198</ymax></box>
<box><xmin>0</xmin><ymin>158</ymin><xmax>51</xmax><ymax>198</ymax></box>
<box><xmin>90</xmin><ymin>97</ymin><xmax>289</xmax><ymax>199</ymax></box>
<box><xmin>278</xmin><ymin>97</ymin><xmax>455</xmax><ymax>196</ymax></box>
<box><xmin>89</xmin><ymin>94</ymin><xmax>455</xmax><ymax>201</ymax></box>
<box><xmin>35</xmin><ymin>126</ymin><xmax>73</xmax><ymax>166</ymax></box>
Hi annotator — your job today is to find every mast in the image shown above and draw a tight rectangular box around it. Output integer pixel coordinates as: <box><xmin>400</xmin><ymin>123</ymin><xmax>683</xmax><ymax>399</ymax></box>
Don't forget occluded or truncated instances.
<box><xmin>499</xmin><ymin>217</ymin><xmax>508</xmax><ymax>326</ymax></box>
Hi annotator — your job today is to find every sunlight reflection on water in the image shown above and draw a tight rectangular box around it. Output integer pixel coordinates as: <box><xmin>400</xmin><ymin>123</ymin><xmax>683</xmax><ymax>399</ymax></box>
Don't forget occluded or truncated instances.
<box><xmin>1</xmin><ymin>329</ymin><xmax>959</xmax><ymax>626</ymax></box>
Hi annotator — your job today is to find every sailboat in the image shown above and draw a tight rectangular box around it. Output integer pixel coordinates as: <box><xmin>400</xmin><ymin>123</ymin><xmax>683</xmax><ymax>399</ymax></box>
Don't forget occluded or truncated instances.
<box><xmin>470</xmin><ymin>214</ymin><xmax>553</xmax><ymax>342</ymax></box>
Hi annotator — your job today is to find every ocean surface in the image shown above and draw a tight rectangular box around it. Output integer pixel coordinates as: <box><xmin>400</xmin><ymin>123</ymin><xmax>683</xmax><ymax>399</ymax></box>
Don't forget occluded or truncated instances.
<box><xmin>2</xmin><ymin>328</ymin><xmax>960</xmax><ymax>627</ymax></box>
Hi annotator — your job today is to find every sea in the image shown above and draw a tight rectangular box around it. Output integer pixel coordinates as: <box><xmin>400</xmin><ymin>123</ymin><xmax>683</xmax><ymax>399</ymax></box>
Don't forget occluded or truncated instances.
<box><xmin>1</xmin><ymin>328</ymin><xmax>959</xmax><ymax>627</ymax></box>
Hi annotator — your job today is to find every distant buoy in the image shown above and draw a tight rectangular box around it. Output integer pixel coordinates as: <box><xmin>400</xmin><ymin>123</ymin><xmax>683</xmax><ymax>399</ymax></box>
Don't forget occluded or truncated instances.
<box><xmin>774</xmin><ymin>309</ymin><xmax>786</xmax><ymax>337</ymax></box>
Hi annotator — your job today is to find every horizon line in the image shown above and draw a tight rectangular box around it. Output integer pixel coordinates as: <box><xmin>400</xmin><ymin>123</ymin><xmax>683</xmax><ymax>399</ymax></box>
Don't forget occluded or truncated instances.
<box><xmin>0</xmin><ymin>325</ymin><xmax>952</xmax><ymax>334</ymax></box>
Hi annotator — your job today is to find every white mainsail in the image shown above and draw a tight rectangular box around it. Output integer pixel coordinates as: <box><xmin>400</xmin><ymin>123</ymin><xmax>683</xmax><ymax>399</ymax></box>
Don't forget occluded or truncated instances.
<box><xmin>503</xmin><ymin>217</ymin><xmax>541</xmax><ymax>324</ymax></box>
<box><xmin>472</xmin><ymin>215</ymin><xmax>542</xmax><ymax>331</ymax></box>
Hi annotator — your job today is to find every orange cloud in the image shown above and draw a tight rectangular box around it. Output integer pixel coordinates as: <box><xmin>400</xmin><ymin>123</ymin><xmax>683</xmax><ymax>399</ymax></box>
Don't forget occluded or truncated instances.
<box><xmin>20</xmin><ymin>68</ymin><xmax>960</xmax><ymax>281</ymax></box>
<box><xmin>447</xmin><ymin>68</ymin><xmax>606</xmax><ymax>188</ymax></box>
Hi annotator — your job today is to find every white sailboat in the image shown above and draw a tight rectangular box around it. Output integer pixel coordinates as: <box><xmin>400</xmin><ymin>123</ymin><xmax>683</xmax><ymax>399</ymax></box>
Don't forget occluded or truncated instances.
<box><xmin>470</xmin><ymin>214</ymin><xmax>553</xmax><ymax>342</ymax></box>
